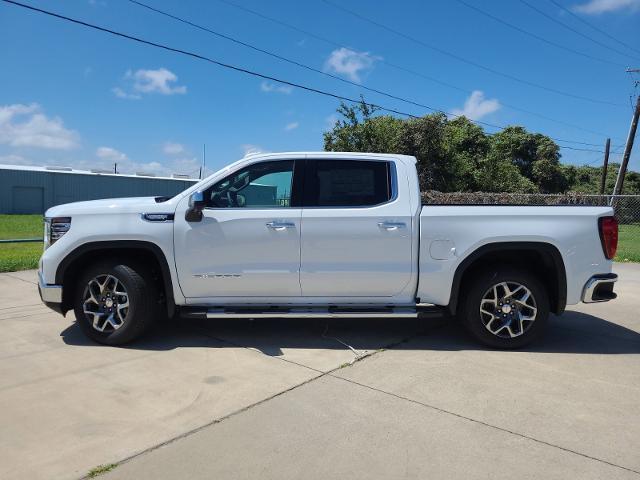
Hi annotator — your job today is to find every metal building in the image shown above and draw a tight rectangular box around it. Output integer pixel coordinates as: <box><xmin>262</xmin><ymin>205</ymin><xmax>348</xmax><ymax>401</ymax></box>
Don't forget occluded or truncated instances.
<box><xmin>0</xmin><ymin>164</ymin><xmax>198</xmax><ymax>214</ymax></box>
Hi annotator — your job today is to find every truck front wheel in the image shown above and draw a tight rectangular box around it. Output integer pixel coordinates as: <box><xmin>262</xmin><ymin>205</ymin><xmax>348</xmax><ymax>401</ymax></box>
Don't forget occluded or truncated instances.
<box><xmin>73</xmin><ymin>262</ymin><xmax>158</xmax><ymax>345</ymax></box>
<box><xmin>460</xmin><ymin>267</ymin><xmax>549</xmax><ymax>348</ymax></box>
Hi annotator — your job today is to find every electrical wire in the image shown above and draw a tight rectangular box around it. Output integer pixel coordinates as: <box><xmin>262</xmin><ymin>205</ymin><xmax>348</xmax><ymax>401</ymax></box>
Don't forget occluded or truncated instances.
<box><xmin>547</xmin><ymin>0</ymin><xmax>640</xmax><ymax>57</ymax></box>
<box><xmin>319</xmin><ymin>0</ymin><xmax>624</xmax><ymax>106</ymax></box>
<box><xmin>129</xmin><ymin>0</ymin><xmax>610</xmax><ymax>147</ymax></box>
<box><xmin>0</xmin><ymin>0</ymin><xmax>612</xmax><ymax>154</ymax></box>
<box><xmin>214</xmin><ymin>0</ymin><xmax>621</xmax><ymax>139</ymax></box>
<box><xmin>519</xmin><ymin>0</ymin><xmax>640</xmax><ymax>63</ymax></box>
<box><xmin>454</xmin><ymin>0</ymin><xmax>624</xmax><ymax>67</ymax></box>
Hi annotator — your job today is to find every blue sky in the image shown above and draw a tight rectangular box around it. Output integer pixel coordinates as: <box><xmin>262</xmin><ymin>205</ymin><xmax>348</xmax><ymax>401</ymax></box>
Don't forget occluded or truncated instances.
<box><xmin>1</xmin><ymin>0</ymin><xmax>639</xmax><ymax>177</ymax></box>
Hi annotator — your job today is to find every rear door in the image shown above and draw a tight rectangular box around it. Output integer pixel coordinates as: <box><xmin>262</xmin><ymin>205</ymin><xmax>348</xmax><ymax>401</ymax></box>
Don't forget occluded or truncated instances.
<box><xmin>299</xmin><ymin>158</ymin><xmax>413</xmax><ymax>297</ymax></box>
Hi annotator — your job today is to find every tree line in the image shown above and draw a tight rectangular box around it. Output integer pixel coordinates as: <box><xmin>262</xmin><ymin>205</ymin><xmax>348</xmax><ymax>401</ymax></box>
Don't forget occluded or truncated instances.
<box><xmin>323</xmin><ymin>101</ymin><xmax>640</xmax><ymax>195</ymax></box>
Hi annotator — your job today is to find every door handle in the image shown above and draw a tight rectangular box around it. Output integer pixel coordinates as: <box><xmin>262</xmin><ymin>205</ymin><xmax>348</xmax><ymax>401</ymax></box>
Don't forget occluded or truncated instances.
<box><xmin>378</xmin><ymin>222</ymin><xmax>406</xmax><ymax>231</ymax></box>
<box><xmin>266</xmin><ymin>221</ymin><xmax>296</xmax><ymax>231</ymax></box>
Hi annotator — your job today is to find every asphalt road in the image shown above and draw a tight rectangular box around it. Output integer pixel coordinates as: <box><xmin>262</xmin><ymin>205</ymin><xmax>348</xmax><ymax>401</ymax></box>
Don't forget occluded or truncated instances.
<box><xmin>0</xmin><ymin>264</ymin><xmax>638</xmax><ymax>479</ymax></box>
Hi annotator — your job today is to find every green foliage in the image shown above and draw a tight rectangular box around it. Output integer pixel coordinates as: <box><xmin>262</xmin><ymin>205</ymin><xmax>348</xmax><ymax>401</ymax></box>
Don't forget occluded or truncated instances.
<box><xmin>87</xmin><ymin>464</ymin><xmax>118</xmax><ymax>478</ymax></box>
<box><xmin>323</xmin><ymin>100</ymin><xmax>637</xmax><ymax>194</ymax></box>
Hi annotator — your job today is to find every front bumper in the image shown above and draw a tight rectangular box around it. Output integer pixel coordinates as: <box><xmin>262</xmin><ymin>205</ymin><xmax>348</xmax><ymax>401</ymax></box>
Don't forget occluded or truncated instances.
<box><xmin>582</xmin><ymin>273</ymin><xmax>618</xmax><ymax>303</ymax></box>
<box><xmin>38</xmin><ymin>271</ymin><xmax>64</xmax><ymax>314</ymax></box>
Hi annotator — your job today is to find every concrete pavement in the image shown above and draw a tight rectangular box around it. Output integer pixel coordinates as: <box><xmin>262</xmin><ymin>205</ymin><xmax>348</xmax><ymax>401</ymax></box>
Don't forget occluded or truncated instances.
<box><xmin>0</xmin><ymin>264</ymin><xmax>638</xmax><ymax>479</ymax></box>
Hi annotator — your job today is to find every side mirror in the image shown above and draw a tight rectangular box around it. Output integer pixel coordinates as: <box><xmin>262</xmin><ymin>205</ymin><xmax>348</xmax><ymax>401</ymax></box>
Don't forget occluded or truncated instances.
<box><xmin>185</xmin><ymin>191</ymin><xmax>205</xmax><ymax>222</ymax></box>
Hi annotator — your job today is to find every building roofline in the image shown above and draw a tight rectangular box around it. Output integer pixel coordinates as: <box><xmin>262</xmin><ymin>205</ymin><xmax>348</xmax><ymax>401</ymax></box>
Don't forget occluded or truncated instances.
<box><xmin>0</xmin><ymin>164</ymin><xmax>197</xmax><ymax>181</ymax></box>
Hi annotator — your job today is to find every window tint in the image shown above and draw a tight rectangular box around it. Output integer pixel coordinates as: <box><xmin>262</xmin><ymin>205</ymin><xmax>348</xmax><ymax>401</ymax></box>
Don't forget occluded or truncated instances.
<box><xmin>206</xmin><ymin>160</ymin><xmax>293</xmax><ymax>208</ymax></box>
<box><xmin>305</xmin><ymin>160</ymin><xmax>392</xmax><ymax>207</ymax></box>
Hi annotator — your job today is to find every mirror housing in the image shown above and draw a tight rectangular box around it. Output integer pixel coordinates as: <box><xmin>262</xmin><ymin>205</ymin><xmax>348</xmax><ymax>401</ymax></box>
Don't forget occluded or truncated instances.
<box><xmin>185</xmin><ymin>191</ymin><xmax>205</xmax><ymax>222</ymax></box>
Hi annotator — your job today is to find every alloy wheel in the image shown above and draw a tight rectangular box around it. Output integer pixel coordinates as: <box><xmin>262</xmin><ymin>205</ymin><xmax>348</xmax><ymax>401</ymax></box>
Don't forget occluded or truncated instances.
<box><xmin>479</xmin><ymin>281</ymin><xmax>537</xmax><ymax>339</ymax></box>
<box><xmin>82</xmin><ymin>274</ymin><xmax>130</xmax><ymax>332</ymax></box>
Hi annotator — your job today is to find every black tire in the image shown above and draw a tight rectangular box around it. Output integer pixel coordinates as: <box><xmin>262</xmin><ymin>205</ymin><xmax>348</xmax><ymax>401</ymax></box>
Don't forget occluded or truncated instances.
<box><xmin>460</xmin><ymin>267</ymin><xmax>549</xmax><ymax>349</ymax></box>
<box><xmin>73</xmin><ymin>261</ymin><xmax>159</xmax><ymax>345</ymax></box>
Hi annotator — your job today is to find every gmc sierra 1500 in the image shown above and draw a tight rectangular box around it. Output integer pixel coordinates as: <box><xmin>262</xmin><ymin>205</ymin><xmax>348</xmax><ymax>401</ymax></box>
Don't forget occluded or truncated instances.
<box><xmin>38</xmin><ymin>152</ymin><xmax>618</xmax><ymax>348</ymax></box>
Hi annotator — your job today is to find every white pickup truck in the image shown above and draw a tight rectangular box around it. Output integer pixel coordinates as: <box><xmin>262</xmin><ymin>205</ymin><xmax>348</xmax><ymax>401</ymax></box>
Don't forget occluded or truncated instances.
<box><xmin>38</xmin><ymin>152</ymin><xmax>619</xmax><ymax>348</ymax></box>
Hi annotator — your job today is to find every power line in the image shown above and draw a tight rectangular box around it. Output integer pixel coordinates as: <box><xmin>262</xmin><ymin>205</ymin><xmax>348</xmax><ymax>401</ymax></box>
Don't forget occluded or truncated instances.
<box><xmin>214</xmin><ymin>0</ymin><xmax>620</xmax><ymax>139</ymax></box>
<box><xmin>130</xmin><ymin>0</ymin><xmax>620</xmax><ymax>148</ymax></box>
<box><xmin>126</xmin><ymin>0</ymin><xmax>492</xmax><ymax>128</ymax></box>
<box><xmin>319</xmin><ymin>0</ymin><xmax>624</xmax><ymax>107</ymax></box>
<box><xmin>519</xmin><ymin>0</ymin><xmax>640</xmax><ymax>63</ymax></box>
<box><xmin>128</xmin><ymin>0</ymin><xmax>609</xmax><ymax>147</ymax></box>
<box><xmin>0</xmin><ymin>0</ymin><xmax>611</xmax><ymax>155</ymax></box>
<box><xmin>454</xmin><ymin>0</ymin><xmax>624</xmax><ymax>67</ymax></box>
<box><xmin>547</xmin><ymin>0</ymin><xmax>640</xmax><ymax>57</ymax></box>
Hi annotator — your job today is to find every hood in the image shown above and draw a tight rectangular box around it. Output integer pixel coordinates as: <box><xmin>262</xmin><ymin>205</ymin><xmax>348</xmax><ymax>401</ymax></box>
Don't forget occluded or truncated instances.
<box><xmin>45</xmin><ymin>196</ymin><xmax>174</xmax><ymax>217</ymax></box>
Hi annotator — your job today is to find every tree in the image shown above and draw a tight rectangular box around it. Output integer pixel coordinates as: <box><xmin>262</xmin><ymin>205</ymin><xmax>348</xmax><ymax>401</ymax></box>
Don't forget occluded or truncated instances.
<box><xmin>323</xmin><ymin>101</ymin><xmax>403</xmax><ymax>154</ymax></box>
<box><xmin>322</xmin><ymin>100</ymin><xmax>640</xmax><ymax>195</ymax></box>
<box><xmin>489</xmin><ymin>127</ymin><xmax>566</xmax><ymax>193</ymax></box>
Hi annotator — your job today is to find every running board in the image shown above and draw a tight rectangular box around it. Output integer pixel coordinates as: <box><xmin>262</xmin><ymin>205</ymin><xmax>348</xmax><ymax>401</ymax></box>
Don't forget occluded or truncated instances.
<box><xmin>180</xmin><ymin>305</ymin><xmax>446</xmax><ymax>320</ymax></box>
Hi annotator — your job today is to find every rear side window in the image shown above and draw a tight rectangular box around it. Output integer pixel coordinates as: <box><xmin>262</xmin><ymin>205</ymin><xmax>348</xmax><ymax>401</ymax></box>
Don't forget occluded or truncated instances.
<box><xmin>304</xmin><ymin>160</ymin><xmax>393</xmax><ymax>207</ymax></box>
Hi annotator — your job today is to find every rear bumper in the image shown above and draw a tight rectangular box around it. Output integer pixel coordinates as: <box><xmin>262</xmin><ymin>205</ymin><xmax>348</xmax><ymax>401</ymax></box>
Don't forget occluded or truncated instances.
<box><xmin>38</xmin><ymin>271</ymin><xmax>64</xmax><ymax>314</ymax></box>
<box><xmin>582</xmin><ymin>273</ymin><xmax>618</xmax><ymax>303</ymax></box>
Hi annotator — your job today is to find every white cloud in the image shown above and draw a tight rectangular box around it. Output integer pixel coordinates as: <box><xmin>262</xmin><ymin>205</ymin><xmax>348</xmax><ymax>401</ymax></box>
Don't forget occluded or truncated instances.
<box><xmin>96</xmin><ymin>146</ymin><xmax>127</xmax><ymax>161</ymax></box>
<box><xmin>450</xmin><ymin>90</ymin><xmax>500</xmax><ymax>121</ymax></box>
<box><xmin>284</xmin><ymin>121</ymin><xmax>299</xmax><ymax>131</ymax></box>
<box><xmin>0</xmin><ymin>103</ymin><xmax>79</xmax><ymax>150</ymax></box>
<box><xmin>241</xmin><ymin>144</ymin><xmax>267</xmax><ymax>157</ymax></box>
<box><xmin>323</xmin><ymin>48</ymin><xmax>379</xmax><ymax>83</ymax></box>
<box><xmin>163</xmin><ymin>142</ymin><xmax>185</xmax><ymax>155</ymax></box>
<box><xmin>0</xmin><ymin>153</ymin><xmax>31</xmax><ymax>165</ymax></box>
<box><xmin>113</xmin><ymin>68</ymin><xmax>187</xmax><ymax>99</ymax></box>
<box><xmin>572</xmin><ymin>0</ymin><xmax>640</xmax><ymax>14</ymax></box>
<box><xmin>112</xmin><ymin>87</ymin><xmax>141</xmax><ymax>100</ymax></box>
<box><xmin>129</xmin><ymin>68</ymin><xmax>187</xmax><ymax>95</ymax></box>
<box><xmin>260</xmin><ymin>81</ymin><xmax>293</xmax><ymax>94</ymax></box>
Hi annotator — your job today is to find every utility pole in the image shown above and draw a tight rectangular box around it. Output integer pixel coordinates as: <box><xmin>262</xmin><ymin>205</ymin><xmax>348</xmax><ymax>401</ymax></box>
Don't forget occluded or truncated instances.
<box><xmin>599</xmin><ymin>138</ymin><xmax>610</xmax><ymax>195</ymax></box>
<box><xmin>612</xmin><ymin>69</ymin><xmax>640</xmax><ymax>198</ymax></box>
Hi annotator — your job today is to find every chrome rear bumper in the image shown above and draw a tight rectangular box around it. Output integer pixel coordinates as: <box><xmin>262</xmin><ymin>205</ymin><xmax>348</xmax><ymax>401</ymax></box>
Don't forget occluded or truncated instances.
<box><xmin>582</xmin><ymin>273</ymin><xmax>618</xmax><ymax>303</ymax></box>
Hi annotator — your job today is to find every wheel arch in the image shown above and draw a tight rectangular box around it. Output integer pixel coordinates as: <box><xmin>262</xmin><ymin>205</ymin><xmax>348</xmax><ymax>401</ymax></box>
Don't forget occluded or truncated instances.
<box><xmin>447</xmin><ymin>242</ymin><xmax>567</xmax><ymax>316</ymax></box>
<box><xmin>56</xmin><ymin>240</ymin><xmax>175</xmax><ymax>317</ymax></box>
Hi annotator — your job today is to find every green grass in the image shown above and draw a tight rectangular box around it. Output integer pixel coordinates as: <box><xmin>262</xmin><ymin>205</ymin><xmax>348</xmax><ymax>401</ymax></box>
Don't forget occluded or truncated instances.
<box><xmin>87</xmin><ymin>464</ymin><xmax>118</xmax><ymax>478</ymax></box>
<box><xmin>0</xmin><ymin>215</ymin><xmax>44</xmax><ymax>272</ymax></box>
<box><xmin>0</xmin><ymin>242</ymin><xmax>43</xmax><ymax>272</ymax></box>
<box><xmin>616</xmin><ymin>224</ymin><xmax>640</xmax><ymax>263</ymax></box>
<box><xmin>0</xmin><ymin>214</ymin><xmax>43</xmax><ymax>240</ymax></box>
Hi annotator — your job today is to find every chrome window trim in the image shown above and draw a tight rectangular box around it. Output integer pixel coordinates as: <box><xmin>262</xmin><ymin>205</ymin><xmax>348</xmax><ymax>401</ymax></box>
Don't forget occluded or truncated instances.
<box><xmin>302</xmin><ymin>160</ymin><xmax>398</xmax><ymax>210</ymax></box>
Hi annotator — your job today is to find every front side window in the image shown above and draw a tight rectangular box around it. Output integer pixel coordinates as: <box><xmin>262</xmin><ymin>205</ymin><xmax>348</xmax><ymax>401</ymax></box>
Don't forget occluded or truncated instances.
<box><xmin>305</xmin><ymin>160</ymin><xmax>392</xmax><ymax>207</ymax></box>
<box><xmin>205</xmin><ymin>160</ymin><xmax>293</xmax><ymax>208</ymax></box>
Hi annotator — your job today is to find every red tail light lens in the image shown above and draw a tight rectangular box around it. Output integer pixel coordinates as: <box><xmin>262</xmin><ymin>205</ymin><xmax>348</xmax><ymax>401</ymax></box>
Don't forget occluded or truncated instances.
<box><xmin>598</xmin><ymin>216</ymin><xmax>618</xmax><ymax>260</ymax></box>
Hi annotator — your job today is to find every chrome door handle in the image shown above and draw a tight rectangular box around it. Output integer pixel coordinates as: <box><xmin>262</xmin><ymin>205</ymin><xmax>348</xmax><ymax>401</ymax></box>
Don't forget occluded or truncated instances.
<box><xmin>266</xmin><ymin>221</ymin><xmax>296</xmax><ymax>231</ymax></box>
<box><xmin>378</xmin><ymin>221</ymin><xmax>406</xmax><ymax>231</ymax></box>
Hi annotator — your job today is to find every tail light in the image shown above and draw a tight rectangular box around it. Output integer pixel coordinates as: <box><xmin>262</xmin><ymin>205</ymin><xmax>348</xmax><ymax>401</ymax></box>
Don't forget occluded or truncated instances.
<box><xmin>598</xmin><ymin>216</ymin><xmax>618</xmax><ymax>260</ymax></box>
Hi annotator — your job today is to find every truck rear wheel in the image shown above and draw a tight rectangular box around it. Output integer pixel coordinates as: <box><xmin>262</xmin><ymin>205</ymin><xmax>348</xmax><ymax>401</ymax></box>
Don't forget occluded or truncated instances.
<box><xmin>73</xmin><ymin>262</ymin><xmax>158</xmax><ymax>345</ymax></box>
<box><xmin>460</xmin><ymin>267</ymin><xmax>549</xmax><ymax>348</ymax></box>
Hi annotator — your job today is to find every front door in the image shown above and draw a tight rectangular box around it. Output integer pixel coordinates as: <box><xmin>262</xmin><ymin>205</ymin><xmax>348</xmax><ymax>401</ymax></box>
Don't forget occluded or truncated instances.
<box><xmin>300</xmin><ymin>159</ymin><xmax>413</xmax><ymax>297</ymax></box>
<box><xmin>174</xmin><ymin>159</ymin><xmax>302</xmax><ymax>299</ymax></box>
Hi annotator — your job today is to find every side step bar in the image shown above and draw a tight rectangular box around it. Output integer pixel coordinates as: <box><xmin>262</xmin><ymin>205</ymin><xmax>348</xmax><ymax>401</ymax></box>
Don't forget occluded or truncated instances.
<box><xmin>180</xmin><ymin>305</ymin><xmax>447</xmax><ymax>320</ymax></box>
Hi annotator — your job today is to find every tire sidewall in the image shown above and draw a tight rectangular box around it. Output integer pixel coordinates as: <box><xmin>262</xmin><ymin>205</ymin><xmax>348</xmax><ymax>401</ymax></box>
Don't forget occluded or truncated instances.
<box><xmin>462</xmin><ymin>268</ymin><xmax>550</xmax><ymax>349</ymax></box>
<box><xmin>73</xmin><ymin>263</ymin><xmax>152</xmax><ymax>345</ymax></box>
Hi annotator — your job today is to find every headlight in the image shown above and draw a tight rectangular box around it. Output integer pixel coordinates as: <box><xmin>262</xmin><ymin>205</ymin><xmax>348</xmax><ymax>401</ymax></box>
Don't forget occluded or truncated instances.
<box><xmin>44</xmin><ymin>217</ymin><xmax>71</xmax><ymax>249</ymax></box>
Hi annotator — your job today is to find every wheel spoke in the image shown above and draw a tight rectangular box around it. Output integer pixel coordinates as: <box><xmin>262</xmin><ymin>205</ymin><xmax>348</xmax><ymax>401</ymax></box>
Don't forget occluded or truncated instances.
<box><xmin>480</xmin><ymin>280</ymin><xmax>537</xmax><ymax>339</ymax></box>
<box><xmin>82</xmin><ymin>274</ymin><xmax>129</xmax><ymax>333</ymax></box>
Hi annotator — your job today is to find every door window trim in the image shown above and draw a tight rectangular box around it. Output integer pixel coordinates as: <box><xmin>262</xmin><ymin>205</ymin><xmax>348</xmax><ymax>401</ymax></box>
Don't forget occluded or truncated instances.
<box><xmin>302</xmin><ymin>159</ymin><xmax>398</xmax><ymax>209</ymax></box>
<box><xmin>202</xmin><ymin>159</ymin><xmax>304</xmax><ymax>210</ymax></box>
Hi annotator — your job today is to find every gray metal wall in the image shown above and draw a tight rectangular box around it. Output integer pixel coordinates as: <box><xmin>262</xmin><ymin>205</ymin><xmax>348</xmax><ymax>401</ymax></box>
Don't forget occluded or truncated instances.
<box><xmin>0</xmin><ymin>168</ymin><xmax>197</xmax><ymax>214</ymax></box>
